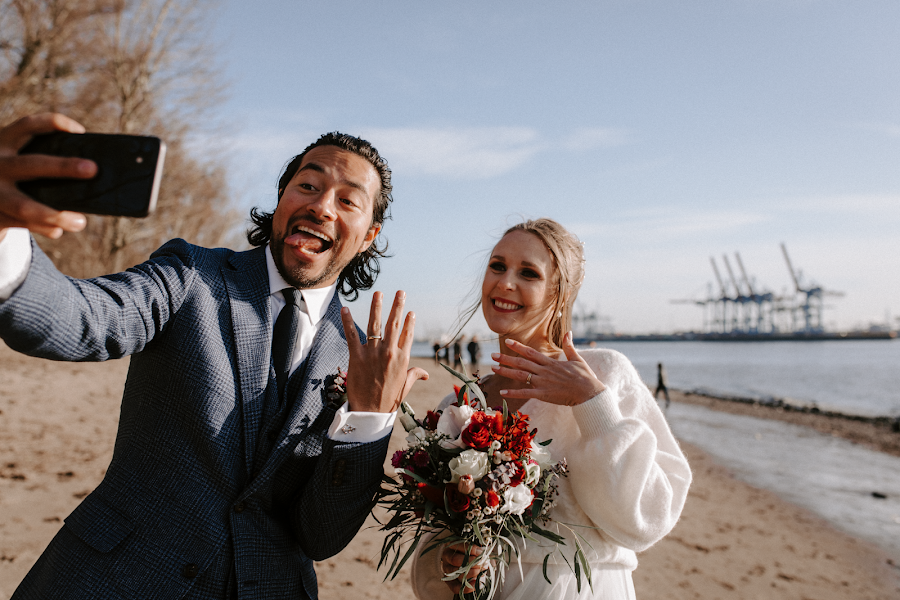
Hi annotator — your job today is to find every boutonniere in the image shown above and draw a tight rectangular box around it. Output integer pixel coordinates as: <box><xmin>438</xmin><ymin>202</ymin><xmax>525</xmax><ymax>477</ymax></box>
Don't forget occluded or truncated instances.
<box><xmin>324</xmin><ymin>369</ymin><xmax>349</xmax><ymax>408</ymax></box>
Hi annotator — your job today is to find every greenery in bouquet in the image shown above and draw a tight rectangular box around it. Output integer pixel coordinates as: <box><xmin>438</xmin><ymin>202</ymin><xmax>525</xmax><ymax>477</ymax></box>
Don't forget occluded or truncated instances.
<box><xmin>376</xmin><ymin>364</ymin><xmax>593</xmax><ymax>600</ymax></box>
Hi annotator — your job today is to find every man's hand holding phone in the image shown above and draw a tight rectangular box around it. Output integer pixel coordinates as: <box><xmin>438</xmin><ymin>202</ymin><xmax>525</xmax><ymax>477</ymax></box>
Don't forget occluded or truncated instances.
<box><xmin>0</xmin><ymin>113</ymin><xmax>95</xmax><ymax>242</ymax></box>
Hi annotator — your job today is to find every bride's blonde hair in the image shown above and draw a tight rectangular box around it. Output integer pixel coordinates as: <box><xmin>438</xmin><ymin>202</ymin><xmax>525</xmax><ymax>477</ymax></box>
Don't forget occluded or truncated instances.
<box><xmin>503</xmin><ymin>218</ymin><xmax>585</xmax><ymax>348</ymax></box>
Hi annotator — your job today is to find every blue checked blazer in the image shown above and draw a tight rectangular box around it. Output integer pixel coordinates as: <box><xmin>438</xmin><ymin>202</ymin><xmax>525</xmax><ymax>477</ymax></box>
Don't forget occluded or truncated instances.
<box><xmin>0</xmin><ymin>238</ymin><xmax>390</xmax><ymax>600</ymax></box>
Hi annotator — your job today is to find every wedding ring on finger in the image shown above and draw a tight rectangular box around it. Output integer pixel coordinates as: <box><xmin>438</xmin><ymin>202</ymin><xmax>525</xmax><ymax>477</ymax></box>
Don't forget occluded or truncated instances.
<box><xmin>367</xmin><ymin>335</ymin><xmax>382</xmax><ymax>340</ymax></box>
<box><xmin>525</xmin><ymin>372</ymin><xmax>533</xmax><ymax>386</ymax></box>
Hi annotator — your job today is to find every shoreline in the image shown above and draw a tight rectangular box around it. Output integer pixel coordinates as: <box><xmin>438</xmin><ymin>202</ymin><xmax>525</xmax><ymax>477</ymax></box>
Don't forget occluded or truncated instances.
<box><xmin>664</xmin><ymin>387</ymin><xmax>900</xmax><ymax>458</ymax></box>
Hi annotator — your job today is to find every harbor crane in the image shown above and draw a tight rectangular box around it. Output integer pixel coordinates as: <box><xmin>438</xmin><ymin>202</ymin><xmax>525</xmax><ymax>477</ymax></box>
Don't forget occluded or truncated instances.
<box><xmin>780</xmin><ymin>243</ymin><xmax>844</xmax><ymax>334</ymax></box>
<box><xmin>672</xmin><ymin>244</ymin><xmax>846</xmax><ymax>336</ymax></box>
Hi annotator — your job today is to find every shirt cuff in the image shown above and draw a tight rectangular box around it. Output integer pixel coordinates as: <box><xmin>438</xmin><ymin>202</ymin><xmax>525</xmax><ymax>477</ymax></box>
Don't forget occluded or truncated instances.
<box><xmin>0</xmin><ymin>228</ymin><xmax>32</xmax><ymax>301</ymax></box>
<box><xmin>572</xmin><ymin>388</ymin><xmax>623</xmax><ymax>439</ymax></box>
<box><xmin>327</xmin><ymin>403</ymin><xmax>397</xmax><ymax>443</ymax></box>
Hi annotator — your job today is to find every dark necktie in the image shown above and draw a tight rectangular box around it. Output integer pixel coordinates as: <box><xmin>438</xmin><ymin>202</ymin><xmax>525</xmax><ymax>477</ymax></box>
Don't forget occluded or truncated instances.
<box><xmin>272</xmin><ymin>288</ymin><xmax>300</xmax><ymax>400</ymax></box>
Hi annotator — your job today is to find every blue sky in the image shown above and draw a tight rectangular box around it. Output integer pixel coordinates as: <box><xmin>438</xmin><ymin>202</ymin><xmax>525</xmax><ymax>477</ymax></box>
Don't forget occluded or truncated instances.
<box><xmin>210</xmin><ymin>0</ymin><xmax>900</xmax><ymax>337</ymax></box>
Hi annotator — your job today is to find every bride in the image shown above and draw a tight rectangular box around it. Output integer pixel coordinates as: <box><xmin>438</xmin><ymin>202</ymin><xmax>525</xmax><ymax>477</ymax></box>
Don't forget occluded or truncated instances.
<box><xmin>409</xmin><ymin>218</ymin><xmax>692</xmax><ymax>600</ymax></box>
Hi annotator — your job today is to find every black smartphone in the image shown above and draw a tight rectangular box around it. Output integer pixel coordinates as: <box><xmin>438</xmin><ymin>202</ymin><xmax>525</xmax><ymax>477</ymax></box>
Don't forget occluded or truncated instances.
<box><xmin>17</xmin><ymin>132</ymin><xmax>166</xmax><ymax>218</ymax></box>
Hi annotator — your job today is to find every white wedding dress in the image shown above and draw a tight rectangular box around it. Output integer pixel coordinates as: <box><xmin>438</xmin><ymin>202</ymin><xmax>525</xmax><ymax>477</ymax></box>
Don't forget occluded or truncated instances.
<box><xmin>409</xmin><ymin>349</ymin><xmax>692</xmax><ymax>600</ymax></box>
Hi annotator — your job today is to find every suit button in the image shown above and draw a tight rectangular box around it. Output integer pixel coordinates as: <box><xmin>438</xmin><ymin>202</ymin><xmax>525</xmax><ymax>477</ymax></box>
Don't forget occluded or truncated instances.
<box><xmin>233</xmin><ymin>501</ymin><xmax>246</xmax><ymax>513</ymax></box>
<box><xmin>182</xmin><ymin>563</ymin><xmax>199</xmax><ymax>578</ymax></box>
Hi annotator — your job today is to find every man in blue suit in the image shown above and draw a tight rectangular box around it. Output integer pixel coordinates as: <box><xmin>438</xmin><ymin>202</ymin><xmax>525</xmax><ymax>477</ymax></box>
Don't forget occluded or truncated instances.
<box><xmin>0</xmin><ymin>113</ymin><xmax>428</xmax><ymax>599</ymax></box>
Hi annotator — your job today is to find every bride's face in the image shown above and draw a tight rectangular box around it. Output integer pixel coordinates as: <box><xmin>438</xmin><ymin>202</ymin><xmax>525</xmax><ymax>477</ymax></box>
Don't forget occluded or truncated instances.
<box><xmin>481</xmin><ymin>230</ymin><xmax>557</xmax><ymax>346</ymax></box>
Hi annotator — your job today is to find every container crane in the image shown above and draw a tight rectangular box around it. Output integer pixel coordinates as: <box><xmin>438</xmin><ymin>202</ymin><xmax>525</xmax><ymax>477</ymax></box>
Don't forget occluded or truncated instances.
<box><xmin>780</xmin><ymin>243</ymin><xmax>845</xmax><ymax>334</ymax></box>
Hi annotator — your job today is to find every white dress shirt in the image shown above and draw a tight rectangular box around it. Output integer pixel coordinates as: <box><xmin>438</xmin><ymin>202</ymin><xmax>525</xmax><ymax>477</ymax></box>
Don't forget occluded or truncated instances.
<box><xmin>263</xmin><ymin>245</ymin><xmax>395</xmax><ymax>442</ymax></box>
<box><xmin>0</xmin><ymin>229</ymin><xmax>395</xmax><ymax>442</ymax></box>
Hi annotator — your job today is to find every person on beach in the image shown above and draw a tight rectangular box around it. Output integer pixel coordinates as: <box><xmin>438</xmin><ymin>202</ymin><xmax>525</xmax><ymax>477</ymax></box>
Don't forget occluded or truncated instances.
<box><xmin>467</xmin><ymin>334</ymin><xmax>481</xmax><ymax>371</ymax></box>
<box><xmin>434</xmin><ymin>340</ymin><xmax>443</xmax><ymax>364</ymax></box>
<box><xmin>654</xmin><ymin>362</ymin><xmax>670</xmax><ymax>409</ymax></box>
<box><xmin>410</xmin><ymin>218</ymin><xmax>692</xmax><ymax>600</ymax></box>
<box><xmin>0</xmin><ymin>113</ymin><xmax>427</xmax><ymax>599</ymax></box>
<box><xmin>453</xmin><ymin>336</ymin><xmax>464</xmax><ymax>370</ymax></box>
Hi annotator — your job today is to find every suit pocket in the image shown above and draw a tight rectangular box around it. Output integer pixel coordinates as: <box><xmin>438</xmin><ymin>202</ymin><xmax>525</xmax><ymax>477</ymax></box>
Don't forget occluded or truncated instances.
<box><xmin>64</xmin><ymin>493</ymin><xmax>135</xmax><ymax>553</ymax></box>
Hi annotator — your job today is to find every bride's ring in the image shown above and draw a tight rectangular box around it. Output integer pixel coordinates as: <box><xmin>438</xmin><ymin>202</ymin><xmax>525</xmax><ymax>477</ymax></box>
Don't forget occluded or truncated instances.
<box><xmin>367</xmin><ymin>335</ymin><xmax>382</xmax><ymax>340</ymax></box>
<box><xmin>525</xmin><ymin>372</ymin><xmax>533</xmax><ymax>386</ymax></box>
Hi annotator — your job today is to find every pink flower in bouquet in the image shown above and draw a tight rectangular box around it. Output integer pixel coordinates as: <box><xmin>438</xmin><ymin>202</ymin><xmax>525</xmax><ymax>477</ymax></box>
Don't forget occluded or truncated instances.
<box><xmin>457</xmin><ymin>474</ymin><xmax>475</xmax><ymax>495</ymax></box>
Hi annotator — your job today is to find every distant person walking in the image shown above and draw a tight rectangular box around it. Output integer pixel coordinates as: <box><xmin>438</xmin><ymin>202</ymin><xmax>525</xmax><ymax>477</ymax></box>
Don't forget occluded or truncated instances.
<box><xmin>655</xmin><ymin>361</ymin><xmax>671</xmax><ymax>409</ymax></box>
<box><xmin>466</xmin><ymin>335</ymin><xmax>481</xmax><ymax>371</ymax></box>
<box><xmin>452</xmin><ymin>337</ymin><xmax>464</xmax><ymax>370</ymax></box>
<box><xmin>432</xmin><ymin>341</ymin><xmax>442</xmax><ymax>365</ymax></box>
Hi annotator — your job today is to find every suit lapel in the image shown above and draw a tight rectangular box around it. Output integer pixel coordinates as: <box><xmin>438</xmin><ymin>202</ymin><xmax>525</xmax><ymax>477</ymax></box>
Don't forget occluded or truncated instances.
<box><xmin>221</xmin><ymin>246</ymin><xmax>272</xmax><ymax>479</ymax></box>
<box><xmin>285</xmin><ymin>293</ymin><xmax>350</xmax><ymax>436</ymax></box>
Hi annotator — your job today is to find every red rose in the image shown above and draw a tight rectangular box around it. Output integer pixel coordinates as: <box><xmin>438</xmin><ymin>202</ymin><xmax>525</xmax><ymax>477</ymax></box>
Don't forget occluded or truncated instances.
<box><xmin>420</xmin><ymin>483</ymin><xmax>444</xmax><ymax>505</ymax></box>
<box><xmin>424</xmin><ymin>410</ymin><xmax>441</xmax><ymax>430</ymax></box>
<box><xmin>391</xmin><ymin>450</ymin><xmax>405</xmax><ymax>468</ymax></box>
<box><xmin>446</xmin><ymin>484</ymin><xmax>471</xmax><ymax>513</ymax></box>
<box><xmin>485</xmin><ymin>490</ymin><xmax>500</xmax><ymax>508</ymax></box>
<box><xmin>462</xmin><ymin>411</ymin><xmax>504</xmax><ymax>450</ymax></box>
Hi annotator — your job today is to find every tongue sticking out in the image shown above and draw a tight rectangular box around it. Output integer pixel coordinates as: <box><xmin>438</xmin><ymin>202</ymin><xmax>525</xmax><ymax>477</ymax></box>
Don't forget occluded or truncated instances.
<box><xmin>285</xmin><ymin>231</ymin><xmax>330</xmax><ymax>254</ymax></box>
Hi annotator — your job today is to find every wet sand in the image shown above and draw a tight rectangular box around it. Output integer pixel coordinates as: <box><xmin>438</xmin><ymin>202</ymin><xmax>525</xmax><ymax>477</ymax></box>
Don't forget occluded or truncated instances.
<box><xmin>1</xmin><ymin>346</ymin><xmax>898</xmax><ymax>599</ymax></box>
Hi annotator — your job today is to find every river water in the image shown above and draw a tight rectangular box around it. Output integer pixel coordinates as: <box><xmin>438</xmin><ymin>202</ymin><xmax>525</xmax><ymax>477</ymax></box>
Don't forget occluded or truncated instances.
<box><xmin>414</xmin><ymin>339</ymin><xmax>900</xmax><ymax>418</ymax></box>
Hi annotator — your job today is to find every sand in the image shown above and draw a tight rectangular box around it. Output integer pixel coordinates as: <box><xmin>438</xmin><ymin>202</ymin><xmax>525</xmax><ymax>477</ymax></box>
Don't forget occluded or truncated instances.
<box><xmin>1</xmin><ymin>345</ymin><xmax>899</xmax><ymax>599</ymax></box>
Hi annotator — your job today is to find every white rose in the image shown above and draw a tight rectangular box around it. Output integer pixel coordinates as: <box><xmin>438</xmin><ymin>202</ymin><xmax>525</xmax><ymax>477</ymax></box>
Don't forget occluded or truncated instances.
<box><xmin>500</xmin><ymin>484</ymin><xmax>534</xmax><ymax>515</ymax></box>
<box><xmin>406</xmin><ymin>427</ymin><xmax>427</xmax><ymax>446</ymax></box>
<box><xmin>398</xmin><ymin>413</ymin><xmax>417</xmax><ymax>432</ymax></box>
<box><xmin>436</xmin><ymin>404</ymin><xmax>474</xmax><ymax>449</ymax></box>
<box><xmin>447</xmin><ymin>449</ymin><xmax>490</xmax><ymax>483</ymax></box>
<box><xmin>524</xmin><ymin>461</ymin><xmax>541</xmax><ymax>488</ymax></box>
<box><xmin>529</xmin><ymin>441</ymin><xmax>553</xmax><ymax>470</ymax></box>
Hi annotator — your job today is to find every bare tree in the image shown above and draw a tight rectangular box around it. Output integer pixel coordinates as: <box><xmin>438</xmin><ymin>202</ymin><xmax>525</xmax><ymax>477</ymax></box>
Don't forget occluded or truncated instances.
<box><xmin>0</xmin><ymin>0</ymin><xmax>240</xmax><ymax>277</ymax></box>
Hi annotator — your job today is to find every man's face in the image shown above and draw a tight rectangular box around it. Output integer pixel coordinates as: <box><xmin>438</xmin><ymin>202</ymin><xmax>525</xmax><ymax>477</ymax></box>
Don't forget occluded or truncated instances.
<box><xmin>270</xmin><ymin>145</ymin><xmax>381</xmax><ymax>289</ymax></box>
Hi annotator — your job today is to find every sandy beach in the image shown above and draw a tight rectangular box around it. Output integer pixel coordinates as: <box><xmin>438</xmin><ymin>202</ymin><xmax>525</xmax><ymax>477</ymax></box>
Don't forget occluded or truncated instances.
<box><xmin>1</xmin><ymin>345</ymin><xmax>898</xmax><ymax>599</ymax></box>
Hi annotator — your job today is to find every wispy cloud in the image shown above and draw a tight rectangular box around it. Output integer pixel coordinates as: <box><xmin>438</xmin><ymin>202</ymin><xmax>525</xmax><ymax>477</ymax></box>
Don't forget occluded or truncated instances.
<box><xmin>197</xmin><ymin>122</ymin><xmax>634</xmax><ymax>188</ymax></box>
<box><xmin>359</xmin><ymin>127</ymin><xmax>542</xmax><ymax>179</ymax></box>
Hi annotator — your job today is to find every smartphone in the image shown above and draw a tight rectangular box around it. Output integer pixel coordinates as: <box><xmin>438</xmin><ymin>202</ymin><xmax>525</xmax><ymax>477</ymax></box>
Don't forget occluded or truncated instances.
<box><xmin>17</xmin><ymin>132</ymin><xmax>167</xmax><ymax>218</ymax></box>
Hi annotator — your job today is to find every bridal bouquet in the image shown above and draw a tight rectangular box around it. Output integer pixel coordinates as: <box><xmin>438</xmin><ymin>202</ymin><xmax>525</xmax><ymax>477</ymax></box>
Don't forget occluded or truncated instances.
<box><xmin>376</xmin><ymin>365</ymin><xmax>591</xmax><ymax>600</ymax></box>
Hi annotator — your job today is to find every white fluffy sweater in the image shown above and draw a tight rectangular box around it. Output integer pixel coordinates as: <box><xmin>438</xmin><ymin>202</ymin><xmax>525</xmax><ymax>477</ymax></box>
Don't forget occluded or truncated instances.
<box><xmin>410</xmin><ymin>348</ymin><xmax>692</xmax><ymax>598</ymax></box>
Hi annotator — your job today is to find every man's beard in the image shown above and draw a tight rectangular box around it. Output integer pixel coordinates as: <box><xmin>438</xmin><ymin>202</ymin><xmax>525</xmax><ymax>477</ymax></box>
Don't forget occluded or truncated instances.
<box><xmin>270</xmin><ymin>236</ymin><xmax>347</xmax><ymax>290</ymax></box>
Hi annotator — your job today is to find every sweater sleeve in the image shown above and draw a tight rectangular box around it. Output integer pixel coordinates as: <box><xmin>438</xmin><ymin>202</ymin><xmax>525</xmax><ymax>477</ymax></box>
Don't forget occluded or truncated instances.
<box><xmin>566</xmin><ymin>350</ymin><xmax>692</xmax><ymax>552</ymax></box>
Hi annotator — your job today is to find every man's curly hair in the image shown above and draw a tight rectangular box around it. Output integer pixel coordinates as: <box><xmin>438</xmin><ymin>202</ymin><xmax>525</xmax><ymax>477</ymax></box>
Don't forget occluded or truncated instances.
<box><xmin>246</xmin><ymin>132</ymin><xmax>392</xmax><ymax>300</ymax></box>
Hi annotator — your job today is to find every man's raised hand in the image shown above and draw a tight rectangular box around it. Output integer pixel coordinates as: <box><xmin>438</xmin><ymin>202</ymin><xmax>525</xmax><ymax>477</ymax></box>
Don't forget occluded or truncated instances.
<box><xmin>340</xmin><ymin>291</ymin><xmax>429</xmax><ymax>413</ymax></box>
<box><xmin>0</xmin><ymin>113</ymin><xmax>96</xmax><ymax>241</ymax></box>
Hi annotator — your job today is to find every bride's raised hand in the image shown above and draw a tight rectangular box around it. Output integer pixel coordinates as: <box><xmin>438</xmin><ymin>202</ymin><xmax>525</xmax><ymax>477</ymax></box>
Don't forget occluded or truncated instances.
<box><xmin>493</xmin><ymin>332</ymin><xmax>606</xmax><ymax>406</ymax></box>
